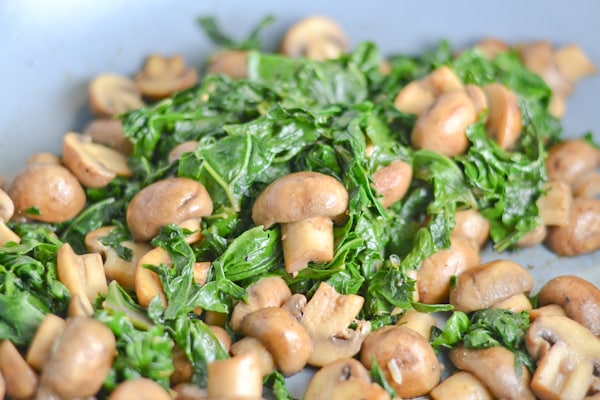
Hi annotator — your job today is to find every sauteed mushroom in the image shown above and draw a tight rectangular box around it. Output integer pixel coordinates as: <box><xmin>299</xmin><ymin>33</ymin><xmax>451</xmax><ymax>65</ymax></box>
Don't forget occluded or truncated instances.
<box><xmin>135</xmin><ymin>54</ymin><xmax>198</xmax><ymax>100</ymax></box>
<box><xmin>280</xmin><ymin>16</ymin><xmax>348</xmax><ymax>61</ymax></box>
<box><xmin>88</xmin><ymin>74</ymin><xmax>145</xmax><ymax>117</ymax></box>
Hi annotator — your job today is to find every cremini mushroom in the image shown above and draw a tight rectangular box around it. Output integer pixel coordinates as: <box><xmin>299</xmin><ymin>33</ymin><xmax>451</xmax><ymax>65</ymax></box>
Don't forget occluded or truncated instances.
<box><xmin>8</xmin><ymin>163</ymin><xmax>86</xmax><ymax>223</ymax></box>
<box><xmin>38</xmin><ymin>316</ymin><xmax>116</xmax><ymax>399</ymax></box>
<box><xmin>88</xmin><ymin>73</ymin><xmax>145</xmax><ymax>117</ymax></box>
<box><xmin>0</xmin><ymin>340</ymin><xmax>38</xmax><ymax>400</ymax></box>
<box><xmin>411</xmin><ymin>90</ymin><xmax>476</xmax><ymax>157</ymax></box>
<box><xmin>452</xmin><ymin>209</ymin><xmax>491</xmax><ymax>250</ymax></box>
<box><xmin>371</xmin><ymin>159</ymin><xmax>413</xmax><ymax>208</ymax></box>
<box><xmin>360</xmin><ymin>325</ymin><xmax>441</xmax><ymax>398</ymax></box>
<box><xmin>449</xmin><ymin>259</ymin><xmax>533</xmax><ymax>313</ymax></box>
<box><xmin>109</xmin><ymin>377</ymin><xmax>171</xmax><ymax>400</ymax></box>
<box><xmin>85</xmin><ymin>226</ymin><xmax>152</xmax><ymax>290</ymax></box>
<box><xmin>207</xmin><ymin>353</ymin><xmax>263</xmax><ymax>400</ymax></box>
<box><xmin>304</xmin><ymin>357</ymin><xmax>391</xmax><ymax>400</ymax></box>
<box><xmin>449</xmin><ymin>345</ymin><xmax>535</xmax><ymax>400</ymax></box>
<box><xmin>135</xmin><ymin>54</ymin><xmax>198</xmax><ymax>100</ymax></box>
<box><xmin>430</xmin><ymin>371</ymin><xmax>493</xmax><ymax>400</ymax></box>
<box><xmin>207</xmin><ymin>50</ymin><xmax>249</xmax><ymax>79</ymax></box>
<box><xmin>396</xmin><ymin>309</ymin><xmax>437</xmax><ymax>340</ymax></box>
<box><xmin>251</xmin><ymin>171</ymin><xmax>348</xmax><ymax>274</ymax></box>
<box><xmin>536</xmin><ymin>180</ymin><xmax>572</xmax><ymax>227</ymax></box>
<box><xmin>526</xmin><ymin>315</ymin><xmax>600</xmax><ymax>399</ymax></box>
<box><xmin>483</xmin><ymin>83</ymin><xmax>522</xmax><ymax>150</ymax></box>
<box><xmin>241</xmin><ymin>307</ymin><xmax>312</xmax><ymax>376</ymax></box>
<box><xmin>280</xmin><ymin>15</ymin><xmax>348</xmax><ymax>61</ymax></box>
<box><xmin>230</xmin><ymin>336</ymin><xmax>276</xmax><ymax>377</ymax></box>
<box><xmin>62</xmin><ymin>132</ymin><xmax>132</xmax><ymax>188</ymax></box>
<box><xmin>0</xmin><ymin>188</ymin><xmax>19</xmax><ymax>245</ymax></box>
<box><xmin>546</xmin><ymin>139</ymin><xmax>600</xmax><ymax>188</ymax></box>
<box><xmin>229</xmin><ymin>276</ymin><xmax>292</xmax><ymax>332</ymax></box>
<box><xmin>545</xmin><ymin>197</ymin><xmax>600</xmax><ymax>256</ymax></box>
<box><xmin>168</xmin><ymin>140</ymin><xmax>199</xmax><ymax>163</ymax></box>
<box><xmin>25</xmin><ymin>314</ymin><xmax>66</xmax><ymax>372</ymax></box>
<box><xmin>300</xmin><ymin>282</ymin><xmax>370</xmax><ymax>367</ymax></box>
<box><xmin>537</xmin><ymin>275</ymin><xmax>600</xmax><ymax>336</ymax></box>
<box><xmin>83</xmin><ymin>118</ymin><xmax>133</xmax><ymax>155</ymax></box>
<box><xmin>126</xmin><ymin>177</ymin><xmax>213</xmax><ymax>242</ymax></box>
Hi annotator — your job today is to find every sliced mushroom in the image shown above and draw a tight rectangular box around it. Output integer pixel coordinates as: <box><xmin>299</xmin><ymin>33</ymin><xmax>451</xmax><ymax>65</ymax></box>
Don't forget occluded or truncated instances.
<box><xmin>207</xmin><ymin>50</ymin><xmax>249</xmax><ymax>79</ymax></box>
<box><xmin>134</xmin><ymin>247</ymin><xmax>171</xmax><ymax>308</ymax></box>
<box><xmin>135</xmin><ymin>54</ymin><xmax>198</xmax><ymax>100</ymax></box>
<box><xmin>430</xmin><ymin>370</ymin><xmax>494</xmax><ymax>400</ymax></box>
<box><xmin>62</xmin><ymin>132</ymin><xmax>132</xmax><ymax>188</ymax></box>
<box><xmin>483</xmin><ymin>83</ymin><xmax>522</xmax><ymax>150</ymax></box>
<box><xmin>536</xmin><ymin>180</ymin><xmax>572</xmax><ymax>227</ymax></box>
<box><xmin>545</xmin><ymin>197</ymin><xmax>600</xmax><ymax>256</ymax></box>
<box><xmin>207</xmin><ymin>353</ymin><xmax>263</xmax><ymax>400</ymax></box>
<box><xmin>0</xmin><ymin>340</ymin><xmax>38</xmax><ymax>400</ymax></box>
<box><xmin>304</xmin><ymin>357</ymin><xmax>391</xmax><ymax>400</ymax></box>
<box><xmin>360</xmin><ymin>325</ymin><xmax>441</xmax><ymax>398</ymax></box>
<box><xmin>526</xmin><ymin>315</ymin><xmax>600</xmax><ymax>399</ymax></box>
<box><xmin>465</xmin><ymin>84</ymin><xmax>488</xmax><ymax>120</ymax></box>
<box><xmin>168</xmin><ymin>140</ymin><xmax>199</xmax><ymax>163</ymax></box>
<box><xmin>300</xmin><ymin>282</ymin><xmax>370</xmax><ymax>367</ymax></box>
<box><xmin>252</xmin><ymin>171</ymin><xmax>348</xmax><ymax>274</ymax></box>
<box><xmin>8</xmin><ymin>163</ymin><xmax>86</xmax><ymax>223</ymax></box>
<box><xmin>449</xmin><ymin>345</ymin><xmax>535</xmax><ymax>400</ymax></box>
<box><xmin>126</xmin><ymin>177</ymin><xmax>213</xmax><ymax>242</ymax></box>
<box><xmin>537</xmin><ymin>275</ymin><xmax>600</xmax><ymax>336</ymax></box>
<box><xmin>83</xmin><ymin>118</ymin><xmax>133</xmax><ymax>155</ymax></box>
<box><xmin>25</xmin><ymin>314</ymin><xmax>65</xmax><ymax>372</ymax></box>
<box><xmin>109</xmin><ymin>377</ymin><xmax>171</xmax><ymax>400</ymax></box>
<box><xmin>371</xmin><ymin>159</ymin><xmax>413</xmax><ymax>208</ymax></box>
<box><xmin>88</xmin><ymin>74</ymin><xmax>145</xmax><ymax>117</ymax></box>
<box><xmin>449</xmin><ymin>259</ymin><xmax>533</xmax><ymax>312</ymax></box>
<box><xmin>280</xmin><ymin>16</ymin><xmax>348</xmax><ymax>61</ymax></box>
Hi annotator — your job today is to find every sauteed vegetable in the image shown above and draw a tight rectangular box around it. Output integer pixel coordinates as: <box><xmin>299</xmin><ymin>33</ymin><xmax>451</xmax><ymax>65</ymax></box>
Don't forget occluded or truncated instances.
<box><xmin>0</xmin><ymin>14</ymin><xmax>599</xmax><ymax>400</ymax></box>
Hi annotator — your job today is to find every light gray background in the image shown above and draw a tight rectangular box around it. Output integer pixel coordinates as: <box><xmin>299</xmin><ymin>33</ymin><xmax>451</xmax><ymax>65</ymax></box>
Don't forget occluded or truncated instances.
<box><xmin>1</xmin><ymin>1</ymin><xmax>599</xmax><ymax>397</ymax></box>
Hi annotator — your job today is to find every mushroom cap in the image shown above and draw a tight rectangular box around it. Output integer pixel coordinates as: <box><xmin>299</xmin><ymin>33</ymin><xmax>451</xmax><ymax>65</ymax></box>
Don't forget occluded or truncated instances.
<box><xmin>126</xmin><ymin>177</ymin><xmax>213</xmax><ymax>241</ymax></box>
<box><xmin>280</xmin><ymin>15</ymin><xmax>349</xmax><ymax>61</ymax></box>
<box><xmin>252</xmin><ymin>171</ymin><xmax>348</xmax><ymax>228</ymax></box>
<box><xmin>135</xmin><ymin>54</ymin><xmax>198</xmax><ymax>100</ymax></box>
<box><xmin>545</xmin><ymin>197</ymin><xmax>600</xmax><ymax>256</ymax></box>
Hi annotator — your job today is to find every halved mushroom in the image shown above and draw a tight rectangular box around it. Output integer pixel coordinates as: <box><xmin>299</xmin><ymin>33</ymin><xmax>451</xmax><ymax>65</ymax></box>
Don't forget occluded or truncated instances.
<box><xmin>83</xmin><ymin>118</ymin><xmax>133</xmax><ymax>155</ymax></box>
<box><xmin>483</xmin><ymin>83</ymin><xmax>522</xmax><ymax>150</ymax></box>
<box><xmin>449</xmin><ymin>345</ymin><xmax>535</xmax><ymax>400</ymax></box>
<box><xmin>371</xmin><ymin>159</ymin><xmax>413</xmax><ymax>208</ymax></box>
<box><xmin>0</xmin><ymin>340</ymin><xmax>38</xmax><ymax>400</ymax></box>
<box><xmin>280</xmin><ymin>16</ymin><xmax>348</xmax><ymax>61</ymax></box>
<box><xmin>207</xmin><ymin>353</ymin><xmax>263</xmax><ymax>400</ymax></box>
<box><xmin>135</xmin><ymin>54</ymin><xmax>198</xmax><ymax>100</ymax></box>
<box><xmin>545</xmin><ymin>197</ymin><xmax>600</xmax><ymax>256</ymax></box>
<box><xmin>465</xmin><ymin>84</ymin><xmax>488</xmax><ymax>120</ymax></box>
<box><xmin>300</xmin><ymin>282</ymin><xmax>370</xmax><ymax>367</ymax></box>
<box><xmin>537</xmin><ymin>275</ymin><xmax>600</xmax><ymax>337</ymax></box>
<box><xmin>126</xmin><ymin>177</ymin><xmax>213</xmax><ymax>242</ymax></box>
<box><xmin>25</xmin><ymin>314</ymin><xmax>66</xmax><ymax>372</ymax></box>
<box><xmin>449</xmin><ymin>259</ymin><xmax>533</xmax><ymax>313</ymax></box>
<box><xmin>546</xmin><ymin>139</ymin><xmax>600</xmax><ymax>188</ymax></box>
<box><xmin>207</xmin><ymin>50</ymin><xmax>249</xmax><ymax>79</ymax></box>
<box><xmin>62</xmin><ymin>132</ymin><xmax>132</xmax><ymax>188</ymax></box>
<box><xmin>430</xmin><ymin>371</ymin><xmax>493</xmax><ymax>400</ymax></box>
<box><xmin>526</xmin><ymin>315</ymin><xmax>600</xmax><ymax>399</ymax></box>
<box><xmin>8</xmin><ymin>163</ymin><xmax>86</xmax><ymax>223</ymax></box>
<box><xmin>0</xmin><ymin>189</ymin><xmax>19</xmax><ymax>245</ymax></box>
<box><xmin>304</xmin><ymin>357</ymin><xmax>391</xmax><ymax>400</ymax></box>
<box><xmin>360</xmin><ymin>325</ymin><xmax>441</xmax><ymax>398</ymax></box>
<box><xmin>109</xmin><ymin>378</ymin><xmax>171</xmax><ymax>400</ymax></box>
<box><xmin>88</xmin><ymin>74</ymin><xmax>145</xmax><ymax>117</ymax></box>
<box><xmin>536</xmin><ymin>180</ymin><xmax>572</xmax><ymax>227</ymax></box>
<box><xmin>252</xmin><ymin>171</ymin><xmax>348</xmax><ymax>275</ymax></box>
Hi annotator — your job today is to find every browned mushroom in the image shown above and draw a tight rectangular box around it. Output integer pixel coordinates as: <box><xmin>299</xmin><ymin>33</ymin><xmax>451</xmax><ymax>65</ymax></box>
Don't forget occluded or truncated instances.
<box><xmin>546</xmin><ymin>139</ymin><xmax>600</xmax><ymax>188</ymax></box>
<box><xmin>167</xmin><ymin>141</ymin><xmax>199</xmax><ymax>163</ymax></box>
<box><xmin>88</xmin><ymin>74</ymin><xmax>145</xmax><ymax>117</ymax></box>
<box><xmin>482</xmin><ymin>83</ymin><xmax>522</xmax><ymax>150</ymax></box>
<box><xmin>135</xmin><ymin>54</ymin><xmax>198</xmax><ymax>100</ymax></box>
<box><xmin>545</xmin><ymin>197</ymin><xmax>600</xmax><ymax>256</ymax></box>
<box><xmin>371</xmin><ymin>159</ymin><xmax>413</xmax><ymax>208</ymax></box>
<box><xmin>452</xmin><ymin>209</ymin><xmax>491</xmax><ymax>250</ymax></box>
<box><xmin>280</xmin><ymin>16</ymin><xmax>348</xmax><ymax>61</ymax></box>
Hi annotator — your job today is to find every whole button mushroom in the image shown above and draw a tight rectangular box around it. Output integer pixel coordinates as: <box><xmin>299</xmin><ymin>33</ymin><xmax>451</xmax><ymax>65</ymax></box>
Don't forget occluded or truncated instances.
<box><xmin>126</xmin><ymin>177</ymin><xmax>213</xmax><ymax>242</ymax></box>
<box><xmin>280</xmin><ymin>16</ymin><xmax>349</xmax><ymax>61</ymax></box>
<box><xmin>9</xmin><ymin>163</ymin><xmax>86</xmax><ymax>223</ymax></box>
<box><xmin>251</xmin><ymin>171</ymin><xmax>348</xmax><ymax>274</ymax></box>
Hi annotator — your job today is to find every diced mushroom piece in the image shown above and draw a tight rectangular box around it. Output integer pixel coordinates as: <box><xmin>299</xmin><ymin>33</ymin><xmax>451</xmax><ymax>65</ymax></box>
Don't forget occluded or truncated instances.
<box><xmin>430</xmin><ymin>371</ymin><xmax>494</xmax><ymax>400</ymax></box>
<box><xmin>207</xmin><ymin>50</ymin><xmax>249</xmax><ymax>79</ymax></box>
<box><xmin>300</xmin><ymin>282</ymin><xmax>370</xmax><ymax>367</ymax></box>
<box><xmin>57</xmin><ymin>243</ymin><xmax>108</xmax><ymax>315</ymax></box>
<box><xmin>537</xmin><ymin>181</ymin><xmax>572</xmax><ymax>227</ymax></box>
<box><xmin>553</xmin><ymin>44</ymin><xmax>597</xmax><ymax>83</ymax></box>
<box><xmin>38</xmin><ymin>317</ymin><xmax>116</xmax><ymax>399</ymax></box>
<box><xmin>25</xmin><ymin>314</ymin><xmax>66</xmax><ymax>372</ymax></box>
<box><xmin>0</xmin><ymin>340</ymin><xmax>38</xmax><ymax>400</ymax></box>
<box><xmin>109</xmin><ymin>378</ymin><xmax>171</xmax><ymax>400</ymax></box>
<box><xmin>360</xmin><ymin>325</ymin><xmax>441</xmax><ymax>398</ymax></box>
<box><xmin>0</xmin><ymin>189</ymin><xmax>19</xmax><ymax>245</ymax></box>
<box><xmin>168</xmin><ymin>140</ymin><xmax>199</xmax><ymax>163</ymax></box>
<box><xmin>85</xmin><ymin>226</ymin><xmax>152</xmax><ymax>290</ymax></box>
<box><xmin>537</xmin><ymin>275</ymin><xmax>600</xmax><ymax>337</ymax></box>
<box><xmin>8</xmin><ymin>163</ymin><xmax>86</xmax><ymax>223</ymax></box>
<box><xmin>304</xmin><ymin>357</ymin><xmax>391</xmax><ymax>400</ymax></box>
<box><xmin>452</xmin><ymin>209</ymin><xmax>491</xmax><ymax>250</ymax></box>
<box><xmin>482</xmin><ymin>83</ymin><xmax>522</xmax><ymax>150</ymax></box>
<box><xmin>411</xmin><ymin>90</ymin><xmax>476</xmax><ymax>157</ymax></box>
<box><xmin>207</xmin><ymin>353</ymin><xmax>263</xmax><ymax>400</ymax></box>
<box><xmin>241</xmin><ymin>307</ymin><xmax>312</xmax><ymax>376</ymax></box>
<box><xmin>62</xmin><ymin>132</ymin><xmax>132</xmax><ymax>188</ymax></box>
<box><xmin>371</xmin><ymin>159</ymin><xmax>413</xmax><ymax>208</ymax></box>
<box><xmin>280</xmin><ymin>16</ymin><xmax>349</xmax><ymax>61</ymax></box>
<box><xmin>83</xmin><ymin>118</ymin><xmax>133</xmax><ymax>155</ymax></box>
<box><xmin>229</xmin><ymin>276</ymin><xmax>292</xmax><ymax>332</ymax></box>
<box><xmin>449</xmin><ymin>259</ymin><xmax>533</xmax><ymax>313</ymax></box>
<box><xmin>230</xmin><ymin>336</ymin><xmax>276</xmax><ymax>377</ymax></box>
<box><xmin>416</xmin><ymin>235</ymin><xmax>481</xmax><ymax>304</ymax></box>
<box><xmin>546</xmin><ymin>197</ymin><xmax>600</xmax><ymax>256</ymax></box>
<box><xmin>526</xmin><ymin>315</ymin><xmax>600</xmax><ymax>399</ymax></box>
<box><xmin>546</xmin><ymin>139</ymin><xmax>600</xmax><ymax>188</ymax></box>
<box><xmin>396</xmin><ymin>309</ymin><xmax>436</xmax><ymax>340</ymax></box>
<box><xmin>88</xmin><ymin>74</ymin><xmax>145</xmax><ymax>117</ymax></box>
<box><xmin>473</xmin><ymin>38</ymin><xmax>510</xmax><ymax>60</ymax></box>
<box><xmin>449</xmin><ymin>345</ymin><xmax>535</xmax><ymax>400</ymax></box>
<box><xmin>135</xmin><ymin>54</ymin><xmax>198</xmax><ymax>100</ymax></box>
<box><xmin>126</xmin><ymin>177</ymin><xmax>213</xmax><ymax>242</ymax></box>
<box><xmin>252</xmin><ymin>171</ymin><xmax>348</xmax><ymax>274</ymax></box>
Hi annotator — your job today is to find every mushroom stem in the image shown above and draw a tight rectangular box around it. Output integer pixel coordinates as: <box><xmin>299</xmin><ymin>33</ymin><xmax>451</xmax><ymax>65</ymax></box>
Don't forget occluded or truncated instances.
<box><xmin>281</xmin><ymin>216</ymin><xmax>334</xmax><ymax>274</ymax></box>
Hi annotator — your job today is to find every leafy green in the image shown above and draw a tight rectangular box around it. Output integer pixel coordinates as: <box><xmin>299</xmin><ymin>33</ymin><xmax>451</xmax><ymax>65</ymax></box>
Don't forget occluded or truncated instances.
<box><xmin>370</xmin><ymin>357</ymin><xmax>398</xmax><ymax>398</ymax></box>
<box><xmin>264</xmin><ymin>371</ymin><xmax>294</xmax><ymax>400</ymax></box>
<box><xmin>197</xmin><ymin>15</ymin><xmax>275</xmax><ymax>51</ymax></box>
